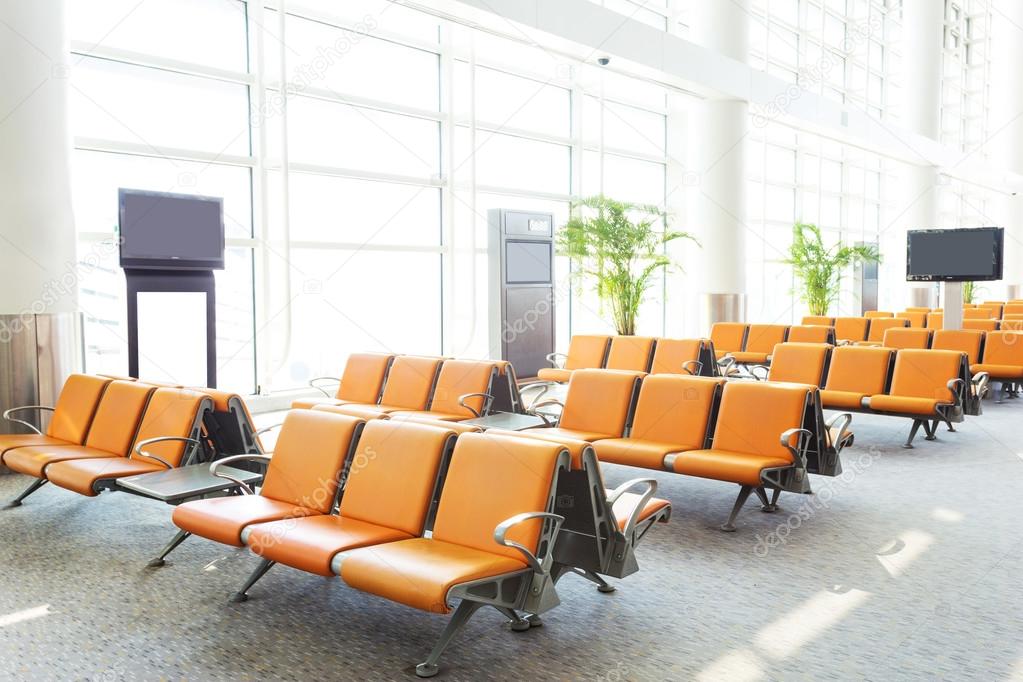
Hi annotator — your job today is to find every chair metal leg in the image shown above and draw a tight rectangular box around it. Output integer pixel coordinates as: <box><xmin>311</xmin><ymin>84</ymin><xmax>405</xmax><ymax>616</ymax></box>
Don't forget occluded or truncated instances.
<box><xmin>903</xmin><ymin>420</ymin><xmax>923</xmax><ymax>449</ymax></box>
<box><xmin>416</xmin><ymin>600</ymin><xmax>485</xmax><ymax>678</ymax></box>
<box><xmin>230</xmin><ymin>558</ymin><xmax>276</xmax><ymax>603</ymax></box>
<box><xmin>3</xmin><ymin>478</ymin><xmax>47</xmax><ymax>508</ymax></box>
<box><xmin>493</xmin><ymin>606</ymin><xmax>531</xmax><ymax>632</ymax></box>
<box><xmin>924</xmin><ymin>420</ymin><xmax>938</xmax><ymax>441</ymax></box>
<box><xmin>721</xmin><ymin>485</ymin><xmax>754</xmax><ymax>532</ymax></box>
<box><xmin>147</xmin><ymin>529</ymin><xmax>191</xmax><ymax>568</ymax></box>
<box><xmin>580</xmin><ymin>569</ymin><xmax>616</xmax><ymax>593</ymax></box>
<box><xmin>754</xmin><ymin>486</ymin><xmax>780</xmax><ymax>512</ymax></box>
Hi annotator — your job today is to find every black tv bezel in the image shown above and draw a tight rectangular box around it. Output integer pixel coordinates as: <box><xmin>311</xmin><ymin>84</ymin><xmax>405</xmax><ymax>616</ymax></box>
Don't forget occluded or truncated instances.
<box><xmin>905</xmin><ymin>226</ymin><xmax>1004</xmax><ymax>282</ymax></box>
<box><xmin>118</xmin><ymin>188</ymin><xmax>226</xmax><ymax>271</ymax></box>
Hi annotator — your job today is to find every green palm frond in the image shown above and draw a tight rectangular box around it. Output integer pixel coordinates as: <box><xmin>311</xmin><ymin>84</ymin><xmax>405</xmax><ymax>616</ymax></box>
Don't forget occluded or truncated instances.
<box><xmin>783</xmin><ymin>222</ymin><xmax>882</xmax><ymax>316</ymax></box>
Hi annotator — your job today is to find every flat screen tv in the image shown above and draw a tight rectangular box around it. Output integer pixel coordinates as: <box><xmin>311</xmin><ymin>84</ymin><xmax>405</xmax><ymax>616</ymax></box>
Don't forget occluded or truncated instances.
<box><xmin>906</xmin><ymin>227</ymin><xmax>1003</xmax><ymax>282</ymax></box>
<box><xmin>119</xmin><ymin>189</ymin><xmax>225</xmax><ymax>270</ymax></box>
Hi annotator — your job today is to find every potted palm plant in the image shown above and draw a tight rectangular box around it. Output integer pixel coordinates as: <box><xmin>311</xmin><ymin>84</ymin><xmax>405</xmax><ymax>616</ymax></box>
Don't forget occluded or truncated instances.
<box><xmin>558</xmin><ymin>195</ymin><xmax>696</xmax><ymax>336</ymax></box>
<box><xmin>783</xmin><ymin>222</ymin><xmax>881</xmax><ymax>317</ymax></box>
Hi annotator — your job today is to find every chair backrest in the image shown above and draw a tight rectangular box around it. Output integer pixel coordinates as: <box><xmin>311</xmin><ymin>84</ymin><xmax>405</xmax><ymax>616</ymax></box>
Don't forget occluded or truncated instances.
<box><xmin>337</xmin><ymin>353</ymin><xmax>394</xmax><ymax>403</ymax></box>
<box><xmin>559</xmin><ymin>369</ymin><xmax>641</xmax><ymax>438</ymax></box>
<box><xmin>45</xmin><ymin>374</ymin><xmax>111</xmax><ymax>444</ymax></box>
<box><xmin>801</xmin><ymin>315</ymin><xmax>834</xmax><ymax>326</ymax></box>
<box><xmin>981</xmin><ymin>331</ymin><xmax>1023</xmax><ymax>366</ymax></box>
<box><xmin>864</xmin><ymin>311</ymin><xmax>894</xmax><ymax>319</ymax></box>
<box><xmin>834</xmin><ymin>317</ymin><xmax>870</xmax><ymax>342</ymax></box>
<box><xmin>767</xmin><ymin>343</ymin><xmax>831</xmax><ymax>386</ymax></box>
<box><xmin>339</xmin><ymin>420</ymin><xmax>455</xmax><ymax>535</ymax></box>
<box><xmin>196</xmin><ymin>388</ymin><xmax>263</xmax><ymax>456</ymax></box>
<box><xmin>628</xmin><ymin>375</ymin><xmax>725</xmax><ymax>450</ymax></box>
<box><xmin>83</xmin><ymin>381</ymin><xmax>157</xmax><ymax>456</ymax></box>
<box><xmin>883</xmin><ymin>327</ymin><xmax>932</xmax><ymax>350</ymax></box>
<box><xmin>130</xmin><ymin>388</ymin><xmax>212</xmax><ymax>467</ymax></box>
<box><xmin>432</xmin><ymin>432</ymin><xmax>566</xmax><ymax>562</ymax></box>
<box><xmin>887</xmin><ymin>349</ymin><xmax>963</xmax><ymax>402</ymax></box>
<box><xmin>866</xmin><ymin>317</ymin><xmax>909</xmax><ymax>342</ymax></box>
<box><xmin>963</xmin><ymin>319</ymin><xmax>999</xmax><ymax>332</ymax></box>
<box><xmin>1003</xmin><ymin>313</ymin><xmax>1023</xmax><ymax>320</ymax></box>
<box><xmin>902</xmin><ymin>311</ymin><xmax>928</xmax><ymax>328</ymax></box>
<box><xmin>1001</xmin><ymin>319</ymin><xmax>1023</xmax><ymax>331</ymax></box>
<box><xmin>787</xmin><ymin>325</ymin><xmax>835</xmax><ymax>344</ymax></box>
<box><xmin>711</xmin><ymin>382</ymin><xmax>811</xmax><ymax>459</ymax></box>
<box><xmin>604</xmin><ymin>336</ymin><xmax>656</xmax><ymax>372</ymax></box>
<box><xmin>710</xmin><ymin>323</ymin><xmax>747</xmax><ymax>354</ymax></box>
<box><xmin>932</xmin><ymin>329</ymin><xmax>985</xmax><ymax>365</ymax></box>
<box><xmin>905</xmin><ymin>307</ymin><xmax>932</xmax><ymax>313</ymax></box>
<box><xmin>427</xmin><ymin>359</ymin><xmax>496</xmax><ymax>417</ymax></box>
<box><xmin>979</xmin><ymin>303</ymin><xmax>1002</xmax><ymax>318</ymax></box>
<box><xmin>649</xmin><ymin>338</ymin><xmax>703</xmax><ymax>374</ymax></box>
<box><xmin>378</xmin><ymin>356</ymin><xmax>443</xmax><ymax>410</ymax></box>
<box><xmin>824</xmin><ymin>346</ymin><xmax>894</xmax><ymax>395</ymax></box>
<box><xmin>260</xmin><ymin>410</ymin><xmax>364</xmax><ymax>513</ymax></box>
<box><xmin>1004</xmin><ymin>303</ymin><xmax>1023</xmax><ymax>316</ymax></box>
<box><xmin>926</xmin><ymin>311</ymin><xmax>944</xmax><ymax>329</ymax></box>
<box><xmin>743</xmin><ymin>324</ymin><xmax>788</xmax><ymax>353</ymax></box>
<box><xmin>963</xmin><ymin>307</ymin><xmax>993</xmax><ymax>320</ymax></box>
<box><xmin>564</xmin><ymin>335</ymin><xmax>611</xmax><ymax>370</ymax></box>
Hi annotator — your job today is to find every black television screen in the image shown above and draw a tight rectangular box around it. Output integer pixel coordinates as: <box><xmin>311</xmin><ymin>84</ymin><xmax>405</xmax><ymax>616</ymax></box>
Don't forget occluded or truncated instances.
<box><xmin>119</xmin><ymin>189</ymin><xmax>225</xmax><ymax>270</ymax></box>
<box><xmin>906</xmin><ymin>227</ymin><xmax>1003</xmax><ymax>282</ymax></box>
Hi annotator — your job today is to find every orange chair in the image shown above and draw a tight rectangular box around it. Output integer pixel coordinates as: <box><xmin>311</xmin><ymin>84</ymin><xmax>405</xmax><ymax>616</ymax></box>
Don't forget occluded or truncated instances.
<box><xmin>649</xmin><ymin>338</ymin><xmax>713</xmax><ymax>376</ymax></box>
<box><xmin>525</xmin><ymin>369</ymin><xmax>641</xmax><ymax>442</ymax></box>
<box><xmin>865</xmin><ymin>349</ymin><xmax>968</xmax><ymax>447</ymax></box>
<box><xmin>801</xmin><ymin>315</ymin><xmax>834</xmax><ymax>326</ymax></box>
<box><xmin>963</xmin><ymin>319</ymin><xmax>999</xmax><ymax>332</ymax></box>
<box><xmin>710</xmin><ymin>323</ymin><xmax>748</xmax><ymax>362</ymax></box>
<box><xmin>536</xmin><ymin>335</ymin><xmax>610</xmax><ymax>383</ymax></box>
<box><xmin>859</xmin><ymin>317</ymin><xmax>910</xmax><ymax>345</ymax></box>
<box><xmin>1003</xmin><ymin>303</ymin><xmax>1023</xmax><ymax>316</ymax></box>
<box><xmin>43</xmin><ymin>388</ymin><xmax>213</xmax><ymax>496</ymax></box>
<box><xmin>963</xmin><ymin>308</ymin><xmax>995</xmax><ymax>320</ymax></box>
<box><xmin>932</xmin><ymin>329</ymin><xmax>988</xmax><ymax>414</ymax></box>
<box><xmin>787</xmin><ymin>325</ymin><xmax>836</xmax><ymax>344</ymax></box>
<box><xmin>970</xmin><ymin>331</ymin><xmax>1023</xmax><ymax>401</ymax></box>
<box><xmin>731</xmin><ymin>324</ymin><xmax>789</xmax><ymax>365</ymax></box>
<box><xmin>834</xmin><ymin>317</ymin><xmax>870</xmax><ymax>343</ymax></box>
<box><xmin>604</xmin><ymin>336</ymin><xmax>656</xmax><ymax>373</ymax></box>
<box><xmin>905</xmin><ymin>307</ymin><xmax>932</xmax><ymax>313</ymax></box>
<box><xmin>926</xmin><ymin>311</ymin><xmax>944</xmax><ymax>329</ymax></box>
<box><xmin>752</xmin><ymin>342</ymin><xmax>831</xmax><ymax>387</ymax></box>
<box><xmin>902</xmin><ymin>311</ymin><xmax>928</xmax><ymax>328</ymax></box>
<box><xmin>820</xmin><ymin>346</ymin><xmax>895</xmax><ymax>411</ymax></box>
<box><xmin>328</xmin><ymin>355</ymin><xmax>443</xmax><ymax>417</ymax></box>
<box><xmin>0</xmin><ymin>374</ymin><xmax>111</xmax><ymax>467</ymax></box>
<box><xmin>336</xmin><ymin>431</ymin><xmax>570</xmax><ymax>677</ymax></box>
<box><xmin>389</xmin><ymin>359</ymin><xmax>497</xmax><ymax>421</ymax></box>
<box><xmin>2</xmin><ymin>380</ymin><xmax>155</xmax><ymax>507</ymax></box>
<box><xmin>171</xmin><ymin>410</ymin><xmax>365</xmax><ymax>561</ymax></box>
<box><xmin>293</xmin><ymin>353</ymin><xmax>394</xmax><ymax>410</ymax></box>
<box><xmin>864</xmin><ymin>311</ymin><xmax>894</xmax><ymax>319</ymax></box>
<box><xmin>882</xmin><ymin>327</ymin><xmax>932</xmax><ymax>350</ymax></box>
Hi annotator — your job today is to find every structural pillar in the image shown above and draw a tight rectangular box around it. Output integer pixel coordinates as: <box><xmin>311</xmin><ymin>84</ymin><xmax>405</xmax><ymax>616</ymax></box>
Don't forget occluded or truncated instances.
<box><xmin>0</xmin><ymin>0</ymin><xmax>81</xmax><ymax>458</ymax></box>
<box><xmin>685</xmin><ymin>0</ymin><xmax>749</xmax><ymax>334</ymax></box>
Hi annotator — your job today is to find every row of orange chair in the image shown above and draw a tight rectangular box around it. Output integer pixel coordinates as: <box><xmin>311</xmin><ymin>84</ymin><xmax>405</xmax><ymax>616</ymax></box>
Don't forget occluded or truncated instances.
<box><xmin>534</xmin><ymin>334</ymin><xmax>716</xmax><ymax>382</ymax></box>
<box><xmin>710</xmin><ymin>323</ymin><xmax>835</xmax><ymax>370</ymax></box>
<box><xmin>170</xmin><ymin>411</ymin><xmax>668</xmax><ymax>676</ymax></box>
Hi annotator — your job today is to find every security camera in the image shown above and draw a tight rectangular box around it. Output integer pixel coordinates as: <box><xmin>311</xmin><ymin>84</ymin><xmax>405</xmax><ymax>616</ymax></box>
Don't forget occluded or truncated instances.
<box><xmin>597</xmin><ymin>56</ymin><xmax>611</xmax><ymax>66</ymax></box>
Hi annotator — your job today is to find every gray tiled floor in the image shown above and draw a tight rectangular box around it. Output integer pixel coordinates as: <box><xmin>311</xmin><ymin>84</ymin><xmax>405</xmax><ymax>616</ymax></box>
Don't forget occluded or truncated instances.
<box><xmin>2</xmin><ymin>398</ymin><xmax>1023</xmax><ymax>681</ymax></box>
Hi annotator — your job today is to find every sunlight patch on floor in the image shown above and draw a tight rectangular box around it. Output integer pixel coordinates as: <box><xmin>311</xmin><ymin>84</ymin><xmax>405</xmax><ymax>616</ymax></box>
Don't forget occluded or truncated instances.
<box><xmin>0</xmin><ymin>604</ymin><xmax>51</xmax><ymax>628</ymax></box>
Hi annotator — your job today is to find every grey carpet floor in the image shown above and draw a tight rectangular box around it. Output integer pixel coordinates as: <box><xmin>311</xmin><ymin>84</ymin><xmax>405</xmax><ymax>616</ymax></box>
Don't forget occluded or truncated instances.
<box><xmin>2</xmin><ymin>400</ymin><xmax>1023</xmax><ymax>681</ymax></box>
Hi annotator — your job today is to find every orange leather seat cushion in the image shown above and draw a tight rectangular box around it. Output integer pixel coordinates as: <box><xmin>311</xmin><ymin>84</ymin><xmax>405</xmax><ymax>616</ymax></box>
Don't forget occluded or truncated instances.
<box><xmin>0</xmin><ymin>435</ymin><xmax>73</xmax><ymax>462</ymax></box>
<box><xmin>45</xmin><ymin>457</ymin><xmax>166</xmax><ymax>496</ymax></box>
<box><xmin>593</xmin><ymin>438</ymin><xmax>684</xmax><ymax>470</ymax></box>
<box><xmin>318</xmin><ymin>404</ymin><xmax>395</xmax><ymax>420</ymax></box>
<box><xmin>246</xmin><ymin>515</ymin><xmax>413</xmax><ymax>576</ymax></box>
<box><xmin>291</xmin><ymin>397</ymin><xmax>349</xmax><ymax>410</ymax></box>
<box><xmin>866</xmin><ymin>395</ymin><xmax>943</xmax><ymax>415</ymax></box>
<box><xmin>526</xmin><ymin>426</ymin><xmax>615</xmax><ymax>444</ymax></box>
<box><xmin>3</xmin><ymin>444</ymin><xmax>119</xmax><ymax>479</ymax></box>
<box><xmin>536</xmin><ymin>368</ymin><xmax>572</xmax><ymax>383</ymax></box>
<box><xmin>970</xmin><ymin>363</ymin><xmax>1023</xmax><ymax>379</ymax></box>
<box><xmin>610</xmin><ymin>491</ymin><xmax>670</xmax><ymax>530</ymax></box>
<box><xmin>730</xmin><ymin>351</ymin><xmax>770</xmax><ymax>364</ymax></box>
<box><xmin>820</xmin><ymin>389</ymin><xmax>868</xmax><ymax>410</ymax></box>
<box><xmin>670</xmin><ymin>449</ymin><xmax>793</xmax><ymax>486</ymax></box>
<box><xmin>339</xmin><ymin>537</ymin><xmax>527</xmax><ymax>614</ymax></box>
<box><xmin>172</xmin><ymin>496</ymin><xmax>321</xmax><ymax>547</ymax></box>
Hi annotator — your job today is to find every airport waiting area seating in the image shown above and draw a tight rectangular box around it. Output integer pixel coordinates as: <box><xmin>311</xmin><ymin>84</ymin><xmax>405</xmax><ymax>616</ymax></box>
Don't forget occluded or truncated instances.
<box><xmin>970</xmin><ymin>331</ymin><xmax>1023</xmax><ymax>401</ymax></box>
<box><xmin>536</xmin><ymin>334</ymin><xmax>610</xmax><ymax>382</ymax></box>
<box><xmin>535</xmin><ymin>334</ymin><xmax>717</xmax><ymax>385</ymax></box>
<box><xmin>293</xmin><ymin>352</ymin><xmax>393</xmax><ymax>410</ymax></box>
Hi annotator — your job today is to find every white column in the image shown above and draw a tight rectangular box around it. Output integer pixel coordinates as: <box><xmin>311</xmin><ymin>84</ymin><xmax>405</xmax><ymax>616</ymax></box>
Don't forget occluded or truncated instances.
<box><xmin>0</xmin><ymin>0</ymin><xmax>77</xmax><ymax>316</ymax></box>
<box><xmin>684</xmin><ymin>0</ymin><xmax>749</xmax><ymax>333</ymax></box>
<box><xmin>989</xmin><ymin>0</ymin><xmax>1023</xmax><ymax>299</ymax></box>
<box><xmin>881</xmin><ymin>0</ymin><xmax>943</xmax><ymax>313</ymax></box>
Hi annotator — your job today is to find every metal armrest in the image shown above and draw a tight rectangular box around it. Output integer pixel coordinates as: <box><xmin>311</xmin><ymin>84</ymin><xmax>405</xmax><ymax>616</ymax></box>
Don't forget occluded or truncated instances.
<box><xmin>545</xmin><ymin>352</ymin><xmax>568</xmax><ymax>369</ymax></box>
<box><xmin>947</xmin><ymin>377</ymin><xmax>966</xmax><ymax>406</ymax></box>
<box><xmin>606</xmin><ymin>477</ymin><xmax>658</xmax><ymax>540</ymax></box>
<box><xmin>682</xmin><ymin>360</ymin><xmax>703</xmax><ymax>376</ymax></box>
<box><xmin>749</xmin><ymin>365</ymin><xmax>770</xmax><ymax>381</ymax></box>
<box><xmin>134</xmin><ymin>437</ymin><xmax>201</xmax><ymax>471</ymax></box>
<box><xmin>254</xmin><ymin>423</ymin><xmax>283</xmax><ymax>438</ymax></box>
<box><xmin>210</xmin><ymin>453</ymin><xmax>274</xmax><ymax>495</ymax></box>
<box><xmin>308</xmin><ymin>377</ymin><xmax>340</xmax><ymax>398</ymax></box>
<box><xmin>971</xmin><ymin>371</ymin><xmax>990</xmax><ymax>398</ymax></box>
<box><xmin>528</xmin><ymin>398</ymin><xmax>563</xmax><ymax>426</ymax></box>
<box><xmin>493</xmin><ymin>511</ymin><xmax>565</xmax><ymax>573</ymax></box>
<box><xmin>518</xmin><ymin>381</ymin><xmax>554</xmax><ymax>410</ymax></box>
<box><xmin>824</xmin><ymin>412</ymin><xmax>853</xmax><ymax>452</ymax></box>
<box><xmin>458</xmin><ymin>392</ymin><xmax>494</xmax><ymax>419</ymax></box>
<box><xmin>716</xmin><ymin>355</ymin><xmax>737</xmax><ymax>376</ymax></box>
<box><xmin>3</xmin><ymin>405</ymin><xmax>55</xmax><ymax>435</ymax></box>
<box><xmin>780</xmin><ymin>428</ymin><xmax>812</xmax><ymax>467</ymax></box>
